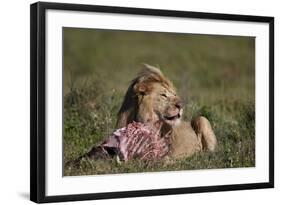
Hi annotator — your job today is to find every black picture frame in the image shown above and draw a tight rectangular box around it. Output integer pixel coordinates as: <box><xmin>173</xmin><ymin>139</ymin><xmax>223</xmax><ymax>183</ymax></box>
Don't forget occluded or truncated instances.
<box><xmin>30</xmin><ymin>1</ymin><xmax>274</xmax><ymax>203</ymax></box>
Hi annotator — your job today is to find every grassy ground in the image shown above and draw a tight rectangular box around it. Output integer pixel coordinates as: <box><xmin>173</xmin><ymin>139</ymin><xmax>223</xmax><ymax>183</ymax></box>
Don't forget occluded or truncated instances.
<box><xmin>63</xmin><ymin>28</ymin><xmax>255</xmax><ymax>176</ymax></box>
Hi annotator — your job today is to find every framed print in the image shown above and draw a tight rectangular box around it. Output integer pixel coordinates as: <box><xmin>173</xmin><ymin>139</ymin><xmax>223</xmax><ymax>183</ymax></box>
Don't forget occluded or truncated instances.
<box><xmin>30</xmin><ymin>1</ymin><xmax>274</xmax><ymax>203</ymax></box>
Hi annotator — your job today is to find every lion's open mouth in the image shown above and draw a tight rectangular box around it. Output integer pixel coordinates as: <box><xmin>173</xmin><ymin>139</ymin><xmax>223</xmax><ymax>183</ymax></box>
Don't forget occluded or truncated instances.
<box><xmin>164</xmin><ymin>113</ymin><xmax>181</xmax><ymax>121</ymax></box>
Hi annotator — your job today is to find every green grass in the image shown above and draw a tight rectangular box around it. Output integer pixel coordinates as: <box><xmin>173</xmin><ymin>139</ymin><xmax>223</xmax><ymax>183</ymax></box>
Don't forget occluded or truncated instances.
<box><xmin>63</xmin><ymin>28</ymin><xmax>255</xmax><ymax>176</ymax></box>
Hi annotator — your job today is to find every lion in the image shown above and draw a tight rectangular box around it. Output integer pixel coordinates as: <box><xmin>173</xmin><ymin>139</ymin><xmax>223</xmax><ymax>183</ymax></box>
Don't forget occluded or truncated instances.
<box><xmin>116</xmin><ymin>64</ymin><xmax>217</xmax><ymax>159</ymax></box>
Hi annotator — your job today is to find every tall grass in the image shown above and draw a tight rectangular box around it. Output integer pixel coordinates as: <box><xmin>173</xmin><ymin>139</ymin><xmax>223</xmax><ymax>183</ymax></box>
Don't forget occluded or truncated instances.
<box><xmin>63</xmin><ymin>28</ymin><xmax>255</xmax><ymax>176</ymax></box>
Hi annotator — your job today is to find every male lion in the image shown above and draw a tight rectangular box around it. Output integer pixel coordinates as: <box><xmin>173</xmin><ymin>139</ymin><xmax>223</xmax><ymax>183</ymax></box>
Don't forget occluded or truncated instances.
<box><xmin>116</xmin><ymin>64</ymin><xmax>217</xmax><ymax>159</ymax></box>
<box><xmin>81</xmin><ymin>64</ymin><xmax>217</xmax><ymax>163</ymax></box>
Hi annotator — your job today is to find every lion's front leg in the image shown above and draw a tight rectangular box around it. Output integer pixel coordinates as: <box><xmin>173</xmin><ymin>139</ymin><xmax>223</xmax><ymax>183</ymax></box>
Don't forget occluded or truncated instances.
<box><xmin>191</xmin><ymin>116</ymin><xmax>217</xmax><ymax>151</ymax></box>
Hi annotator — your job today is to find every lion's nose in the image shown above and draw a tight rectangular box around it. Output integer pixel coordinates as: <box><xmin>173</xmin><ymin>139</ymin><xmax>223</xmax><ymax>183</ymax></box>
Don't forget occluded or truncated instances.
<box><xmin>175</xmin><ymin>101</ymin><xmax>183</xmax><ymax>109</ymax></box>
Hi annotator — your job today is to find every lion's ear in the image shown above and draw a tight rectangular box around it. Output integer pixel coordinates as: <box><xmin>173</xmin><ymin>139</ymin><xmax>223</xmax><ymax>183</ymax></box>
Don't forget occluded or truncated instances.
<box><xmin>134</xmin><ymin>82</ymin><xmax>150</xmax><ymax>95</ymax></box>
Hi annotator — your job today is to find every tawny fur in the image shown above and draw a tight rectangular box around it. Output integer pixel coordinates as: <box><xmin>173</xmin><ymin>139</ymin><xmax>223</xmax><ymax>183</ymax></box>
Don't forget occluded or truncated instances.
<box><xmin>116</xmin><ymin>64</ymin><xmax>217</xmax><ymax>159</ymax></box>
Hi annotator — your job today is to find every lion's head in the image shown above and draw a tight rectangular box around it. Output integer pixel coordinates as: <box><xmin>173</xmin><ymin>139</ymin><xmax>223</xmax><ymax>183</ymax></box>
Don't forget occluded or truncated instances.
<box><xmin>116</xmin><ymin>64</ymin><xmax>183</xmax><ymax>128</ymax></box>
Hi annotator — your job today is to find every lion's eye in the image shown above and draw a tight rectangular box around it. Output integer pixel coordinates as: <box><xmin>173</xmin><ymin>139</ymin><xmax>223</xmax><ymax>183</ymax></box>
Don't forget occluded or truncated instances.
<box><xmin>160</xmin><ymin>94</ymin><xmax>167</xmax><ymax>98</ymax></box>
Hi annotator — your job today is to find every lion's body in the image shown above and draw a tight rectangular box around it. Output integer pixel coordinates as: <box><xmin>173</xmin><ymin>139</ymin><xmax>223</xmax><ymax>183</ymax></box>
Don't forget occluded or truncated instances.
<box><xmin>168</xmin><ymin>116</ymin><xmax>217</xmax><ymax>158</ymax></box>
<box><xmin>169</xmin><ymin>121</ymin><xmax>202</xmax><ymax>158</ymax></box>
<box><xmin>116</xmin><ymin>64</ymin><xmax>217</xmax><ymax>159</ymax></box>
